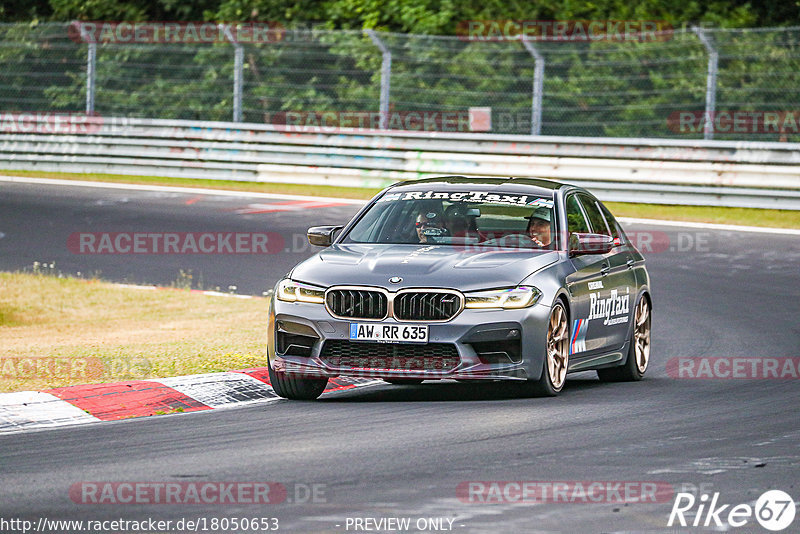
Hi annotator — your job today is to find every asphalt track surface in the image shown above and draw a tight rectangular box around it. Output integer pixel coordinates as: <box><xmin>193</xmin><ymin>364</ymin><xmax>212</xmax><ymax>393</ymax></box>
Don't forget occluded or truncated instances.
<box><xmin>1</xmin><ymin>180</ymin><xmax>799</xmax><ymax>533</ymax></box>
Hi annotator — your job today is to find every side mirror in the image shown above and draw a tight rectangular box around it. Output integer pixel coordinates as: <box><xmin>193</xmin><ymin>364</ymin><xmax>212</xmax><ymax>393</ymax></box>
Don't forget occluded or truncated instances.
<box><xmin>569</xmin><ymin>233</ymin><xmax>614</xmax><ymax>256</ymax></box>
<box><xmin>307</xmin><ymin>225</ymin><xmax>343</xmax><ymax>247</ymax></box>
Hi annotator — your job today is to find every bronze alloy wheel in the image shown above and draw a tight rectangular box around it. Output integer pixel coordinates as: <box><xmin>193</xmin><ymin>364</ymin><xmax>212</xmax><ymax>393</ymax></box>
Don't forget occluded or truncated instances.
<box><xmin>546</xmin><ymin>302</ymin><xmax>569</xmax><ymax>391</ymax></box>
<box><xmin>633</xmin><ymin>296</ymin><xmax>651</xmax><ymax>374</ymax></box>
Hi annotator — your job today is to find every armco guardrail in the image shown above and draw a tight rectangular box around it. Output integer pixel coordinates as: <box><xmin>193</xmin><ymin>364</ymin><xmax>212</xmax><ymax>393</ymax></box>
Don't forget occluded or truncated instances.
<box><xmin>1</xmin><ymin>117</ymin><xmax>799</xmax><ymax>209</ymax></box>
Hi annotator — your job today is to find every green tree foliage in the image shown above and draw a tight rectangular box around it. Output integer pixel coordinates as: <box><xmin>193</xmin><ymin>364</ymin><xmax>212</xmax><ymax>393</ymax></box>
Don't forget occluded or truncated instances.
<box><xmin>2</xmin><ymin>0</ymin><xmax>797</xmax><ymax>29</ymax></box>
<box><xmin>1</xmin><ymin>1</ymin><xmax>798</xmax><ymax>140</ymax></box>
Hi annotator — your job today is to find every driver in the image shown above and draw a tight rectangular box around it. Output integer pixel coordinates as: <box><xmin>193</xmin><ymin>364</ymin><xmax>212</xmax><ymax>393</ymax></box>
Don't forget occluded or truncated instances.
<box><xmin>415</xmin><ymin>211</ymin><xmax>446</xmax><ymax>243</ymax></box>
<box><xmin>526</xmin><ymin>207</ymin><xmax>553</xmax><ymax>248</ymax></box>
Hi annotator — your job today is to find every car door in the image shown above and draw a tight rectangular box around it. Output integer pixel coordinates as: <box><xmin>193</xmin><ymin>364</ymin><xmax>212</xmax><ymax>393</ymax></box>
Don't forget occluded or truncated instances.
<box><xmin>563</xmin><ymin>193</ymin><xmax>607</xmax><ymax>359</ymax></box>
<box><xmin>577</xmin><ymin>193</ymin><xmax>635</xmax><ymax>351</ymax></box>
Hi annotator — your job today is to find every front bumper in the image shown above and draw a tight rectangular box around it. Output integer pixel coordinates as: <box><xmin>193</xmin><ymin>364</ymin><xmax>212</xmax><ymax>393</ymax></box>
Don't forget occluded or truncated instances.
<box><xmin>268</xmin><ymin>299</ymin><xmax>551</xmax><ymax>381</ymax></box>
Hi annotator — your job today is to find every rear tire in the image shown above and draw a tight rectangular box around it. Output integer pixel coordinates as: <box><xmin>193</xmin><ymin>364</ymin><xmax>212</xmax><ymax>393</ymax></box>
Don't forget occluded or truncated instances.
<box><xmin>525</xmin><ymin>301</ymin><xmax>569</xmax><ymax>397</ymax></box>
<box><xmin>268</xmin><ymin>360</ymin><xmax>328</xmax><ymax>400</ymax></box>
<box><xmin>383</xmin><ymin>379</ymin><xmax>424</xmax><ymax>385</ymax></box>
<box><xmin>597</xmin><ymin>294</ymin><xmax>650</xmax><ymax>382</ymax></box>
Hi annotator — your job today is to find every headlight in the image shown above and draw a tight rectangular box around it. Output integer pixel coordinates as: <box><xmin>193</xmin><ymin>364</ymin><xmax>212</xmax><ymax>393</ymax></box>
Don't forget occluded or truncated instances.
<box><xmin>464</xmin><ymin>286</ymin><xmax>542</xmax><ymax>309</ymax></box>
<box><xmin>276</xmin><ymin>279</ymin><xmax>325</xmax><ymax>303</ymax></box>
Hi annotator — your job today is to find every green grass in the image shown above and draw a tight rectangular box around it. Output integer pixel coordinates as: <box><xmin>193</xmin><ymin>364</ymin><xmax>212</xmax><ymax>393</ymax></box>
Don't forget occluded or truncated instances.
<box><xmin>2</xmin><ymin>169</ymin><xmax>798</xmax><ymax>229</ymax></box>
<box><xmin>0</xmin><ymin>272</ymin><xmax>268</xmax><ymax>393</ymax></box>
<box><xmin>604</xmin><ymin>202</ymin><xmax>800</xmax><ymax>229</ymax></box>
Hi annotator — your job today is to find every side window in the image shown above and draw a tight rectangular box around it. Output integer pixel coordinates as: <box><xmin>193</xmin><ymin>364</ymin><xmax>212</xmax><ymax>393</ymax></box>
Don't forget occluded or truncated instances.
<box><xmin>598</xmin><ymin>202</ymin><xmax>626</xmax><ymax>245</ymax></box>
<box><xmin>578</xmin><ymin>194</ymin><xmax>610</xmax><ymax>235</ymax></box>
<box><xmin>565</xmin><ymin>194</ymin><xmax>590</xmax><ymax>234</ymax></box>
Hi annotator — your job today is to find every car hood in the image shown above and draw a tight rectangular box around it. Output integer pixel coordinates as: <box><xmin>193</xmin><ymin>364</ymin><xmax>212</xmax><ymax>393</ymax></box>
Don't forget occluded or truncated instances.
<box><xmin>290</xmin><ymin>244</ymin><xmax>559</xmax><ymax>291</ymax></box>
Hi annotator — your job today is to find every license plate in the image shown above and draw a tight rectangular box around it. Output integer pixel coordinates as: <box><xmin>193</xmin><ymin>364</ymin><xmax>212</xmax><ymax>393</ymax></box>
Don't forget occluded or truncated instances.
<box><xmin>349</xmin><ymin>323</ymin><xmax>428</xmax><ymax>344</ymax></box>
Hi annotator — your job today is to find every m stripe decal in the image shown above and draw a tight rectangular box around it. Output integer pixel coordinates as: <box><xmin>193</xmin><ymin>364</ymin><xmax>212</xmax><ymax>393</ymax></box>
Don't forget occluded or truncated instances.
<box><xmin>571</xmin><ymin>319</ymin><xmax>588</xmax><ymax>355</ymax></box>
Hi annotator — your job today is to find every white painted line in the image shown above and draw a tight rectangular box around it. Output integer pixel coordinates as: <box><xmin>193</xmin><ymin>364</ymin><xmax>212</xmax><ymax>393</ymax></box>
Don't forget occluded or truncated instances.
<box><xmin>234</xmin><ymin>200</ymin><xmax>352</xmax><ymax>214</ymax></box>
<box><xmin>153</xmin><ymin>372</ymin><xmax>277</xmax><ymax>408</ymax></box>
<box><xmin>0</xmin><ymin>391</ymin><xmax>100</xmax><ymax>432</ymax></box>
<box><xmin>618</xmin><ymin>217</ymin><xmax>800</xmax><ymax>235</ymax></box>
<box><xmin>196</xmin><ymin>290</ymin><xmax>255</xmax><ymax>299</ymax></box>
<box><xmin>111</xmin><ymin>283</ymin><xmax>259</xmax><ymax>299</ymax></box>
<box><xmin>114</xmin><ymin>283</ymin><xmax>157</xmax><ymax>291</ymax></box>
<box><xmin>0</xmin><ymin>175</ymin><xmax>367</xmax><ymax>205</ymax></box>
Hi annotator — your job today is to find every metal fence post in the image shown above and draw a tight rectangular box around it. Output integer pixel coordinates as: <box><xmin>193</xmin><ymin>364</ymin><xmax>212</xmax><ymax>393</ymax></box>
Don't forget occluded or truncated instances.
<box><xmin>366</xmin><ymin>30</ymin><xmax>391</xmax><ymax>130</ymax></box>
<box><xmin>521</xmin><ymin>36</ymin><xmax>545</xmax><ymax>136</ymax></box>
<box><xmin>86</xmin><ymin>42</ymin><xmax>96</xmax><ymax>114</ymax></box>
<box><xmin>222</xmin><ymin>24</ymin><xmax>244</xmax><ymax>122</ymax></box>
<box><xmin>233</xmin><ymin>45</ymin><xmax>244</xmax><ymax>122</ymax></box>
<box><xmin>692</xmin><ymin>26</ymin><xmax>718</xmax><ymax>140</ymax></box>
<box><xmin>78</xmin><ymin>25</ymin><xmax>97</xmax><ymax>114</ymax></box>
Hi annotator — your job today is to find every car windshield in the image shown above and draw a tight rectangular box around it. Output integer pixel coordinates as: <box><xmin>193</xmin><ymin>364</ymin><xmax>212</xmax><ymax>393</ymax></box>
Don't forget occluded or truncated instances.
<box><xmin>342</xmin><ymin>189</ymin><xmax>557</xmax><ymax>249</ymax></box>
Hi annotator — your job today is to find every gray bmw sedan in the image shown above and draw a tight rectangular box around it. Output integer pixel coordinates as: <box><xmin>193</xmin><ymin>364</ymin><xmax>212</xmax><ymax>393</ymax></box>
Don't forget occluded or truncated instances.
<box><xmin>267</xmin><ymin>177</ymin><xmax>652</xmax><ymax>399</ymax></box>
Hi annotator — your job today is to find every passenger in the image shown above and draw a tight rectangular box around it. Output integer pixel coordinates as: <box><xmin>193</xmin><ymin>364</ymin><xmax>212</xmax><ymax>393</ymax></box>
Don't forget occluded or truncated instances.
<box><xmin>443</xmin><ymin>204</ymin><xmax>482</xmax><ymax>240</ymax></box>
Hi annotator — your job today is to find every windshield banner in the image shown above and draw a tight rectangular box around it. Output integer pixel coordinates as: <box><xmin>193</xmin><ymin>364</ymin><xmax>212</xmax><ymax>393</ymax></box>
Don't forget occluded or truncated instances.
<box><xmin>377</xmin><ymin>191</ymin><xmax>554</xmax><ymax>208</ymax></box>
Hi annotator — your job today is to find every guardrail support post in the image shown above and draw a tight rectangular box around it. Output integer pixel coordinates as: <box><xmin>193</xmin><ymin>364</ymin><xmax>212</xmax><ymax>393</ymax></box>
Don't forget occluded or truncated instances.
<box><xmin>78</xmin><ymin>25</ymin><xmax>97</xmax><ymax>115</ymax></box>
<box><xmin>233</xmin><ymin>44</ymin><xmax>244</xmax><ymax>122</ymax></box>
<box><xmin>86</xmin><ymin>42</ymin><xmax>96</xmax><ymax>114</ymax></box>
<box><xmin>521</xmin><ymin>36</ymin><xmax>545</xmax><ymax>136</ymax></box>
<box><xmin>222</xmin><ymin>24</ymin><xmax>244</xmax><ymax>122</ymax></box>
<box><xmin>366</xmin><ymin>30</ymin><xmax>392</xmax><ymax>130</ymax></box>
<box><xmin>692</xmin><ymin>26</ymin><xmax>718</xmax><ymax>141</ymax></box>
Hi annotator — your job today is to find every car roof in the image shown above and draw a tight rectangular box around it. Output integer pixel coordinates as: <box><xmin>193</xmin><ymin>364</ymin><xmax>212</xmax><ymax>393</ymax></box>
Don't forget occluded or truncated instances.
<box><xmin>388</xmin><ymin>176</ymin><xmax>571</xmax><ymax>197</ymax></box>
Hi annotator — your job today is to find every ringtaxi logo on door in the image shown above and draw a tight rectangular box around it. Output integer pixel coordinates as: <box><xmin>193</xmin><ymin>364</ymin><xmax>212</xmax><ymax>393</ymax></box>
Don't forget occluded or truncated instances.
<box><xmin>668</xmin><ymin>490</ymin><xmax>796</xmax><ymax>531</ymax></box>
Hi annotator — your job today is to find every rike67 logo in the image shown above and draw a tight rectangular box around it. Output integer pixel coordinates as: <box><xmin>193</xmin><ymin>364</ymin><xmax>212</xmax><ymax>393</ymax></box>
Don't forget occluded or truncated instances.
<box><xmin>668</xmin><ymin>490</ymin><xmax>796</xmax><ymax>531</ymax></box>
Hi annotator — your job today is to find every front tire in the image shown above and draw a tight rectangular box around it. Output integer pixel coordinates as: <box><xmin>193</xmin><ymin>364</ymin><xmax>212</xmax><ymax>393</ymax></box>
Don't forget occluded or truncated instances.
<box><xmin>597</xmin><ymin>294</ymin><xmax>651</xmax><ymax>382</ymax></box>
<box><xmin>525</xmin><ymin>300</ymin><xmax>569</xmax><ymax>397</ymax></box>
<box><xmin>268</xmin><ymin>360</ymin><xmax>328</xmax><ymax>400</ymax></box>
